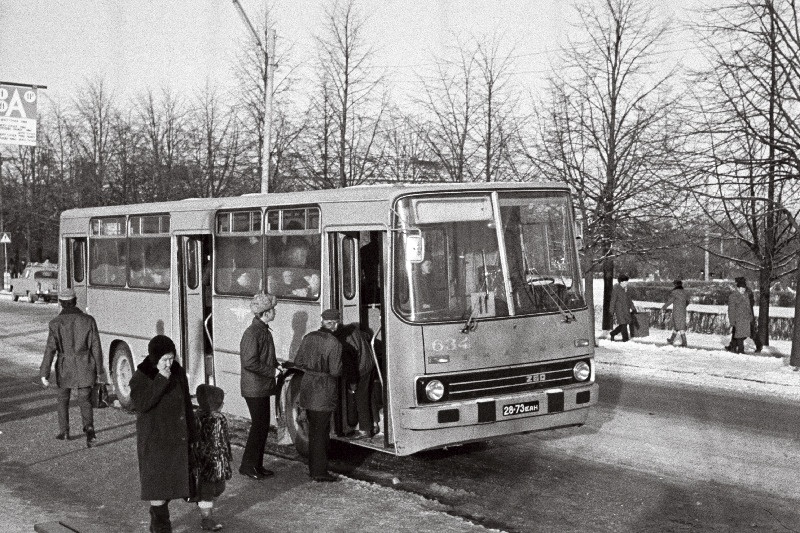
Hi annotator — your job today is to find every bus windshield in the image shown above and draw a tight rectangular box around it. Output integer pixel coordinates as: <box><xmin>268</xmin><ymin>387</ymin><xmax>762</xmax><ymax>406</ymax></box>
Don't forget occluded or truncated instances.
<box><xmin>393</xmin><ymin>191</ymin><xmax>584</xmax><ymax>323</ymax></box>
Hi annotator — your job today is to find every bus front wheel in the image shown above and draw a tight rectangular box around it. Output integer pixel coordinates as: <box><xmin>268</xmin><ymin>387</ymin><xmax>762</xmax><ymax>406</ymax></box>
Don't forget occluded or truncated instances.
<box><xmin>280</xmin><ymin>373</ymin><xmax>309</xmax><ymax>457</ymax></box>
<box><xmin>112</xmin><ymin>344</ymin><xmax>135</xmax><ymax>410</ymax></box>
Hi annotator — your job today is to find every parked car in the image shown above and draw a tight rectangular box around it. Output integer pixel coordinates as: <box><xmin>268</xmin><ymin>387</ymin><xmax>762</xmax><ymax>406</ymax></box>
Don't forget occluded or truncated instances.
<box><xmin>10</xmin><ymin>262</ymin><xmax>59</xmax><ymax>303</ymax></box>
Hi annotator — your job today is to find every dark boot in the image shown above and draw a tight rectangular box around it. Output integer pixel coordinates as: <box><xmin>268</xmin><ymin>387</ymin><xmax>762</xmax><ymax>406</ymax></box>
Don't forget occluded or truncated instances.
<box><xmin>149</xmin><ymin>502</ymin><xmax>172</xmax><ymax>533</ymax></box>
<box><xmin>666</xmin><ymin>332</ymin><xmax>676</xmax><ymax>345</ymax></box>
<box><xmin>678</xmin><ymin>333</ymin><xmax>687</xmax><ymax>347</ymax></box>
<box><xmin>84</xmin><ymin>426</ymin><xmax>96</xmax><ymax>448</ymax></box>
<box><xmin>55</xmin><ymin>430</ymin><xmax>69</xmax><ymax>440</ymax></box>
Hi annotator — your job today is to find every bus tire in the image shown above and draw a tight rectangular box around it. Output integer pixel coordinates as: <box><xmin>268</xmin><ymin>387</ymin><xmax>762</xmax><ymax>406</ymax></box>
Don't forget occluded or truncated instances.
<box><xmin>281</xmin><ymin>373</ymin><xmax>310</xmax><ymax>457</ymax></box>
<box><xmin>112</xmin><ymin>343</ymin><xmax>135</xmax><ymax>410</ymax></box>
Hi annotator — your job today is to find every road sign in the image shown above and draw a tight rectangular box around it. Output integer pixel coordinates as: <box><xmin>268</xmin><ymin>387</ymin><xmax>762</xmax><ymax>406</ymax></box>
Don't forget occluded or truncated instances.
<box><xmin>0</xmin><ymin>83</ymin><xmax>38</xmax><ymax>147</ymax></box>
<box><xmin>0</xmin><ymin>233</ymin><xmax>10</xmax><ymax>244</ymax></box>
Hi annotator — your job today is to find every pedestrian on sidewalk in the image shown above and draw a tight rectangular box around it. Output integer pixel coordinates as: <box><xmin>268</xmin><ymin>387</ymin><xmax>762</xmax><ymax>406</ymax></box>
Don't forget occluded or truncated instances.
<box><xmin>192</xmin><ymin>384</ymin><xmax>232</xmax><ymax>531</ymax></box>
<box><xmin>39</xmin><ymin>288</ymin><xmax>107</xmax><ymax>448</ymax></box>
<box><xmin>130</xmin><ymin>335</ymin><xmax>197</xmax><ymax>533</ymax></box>
<box><xmin>609</xmin><ymin>275</ymin><xmax>637</xmax><ymax>342</ymax></box>
<box><xmin>238</xmin><ymin>292</ymin><xmax>279</xmax><ymax>480</ymax></box>
<box><xmin>662</xmin><ymin>279</ymin><xmax>690</xmax><ymax>347</ymax></box>
<box><xmin>294</xmin><ymin>309</ymin><xmax>344</xmax><ymax>482</ymax></box>
<box><xmin>725</xmin><ymin>277</ymin><xmax>763</xmax><ymax>353</ymax></box>
<box><xmin>727</xmin><ymin>278</ymin><xmax>754</xmax><ymax>354</ymax></box>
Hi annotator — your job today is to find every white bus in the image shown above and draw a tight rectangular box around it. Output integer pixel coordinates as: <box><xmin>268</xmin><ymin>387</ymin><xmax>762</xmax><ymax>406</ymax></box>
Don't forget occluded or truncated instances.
<box><xmin>58</xmin><ymin>182</ymin><xmax>597</xmax><ymax>456</ymax></box>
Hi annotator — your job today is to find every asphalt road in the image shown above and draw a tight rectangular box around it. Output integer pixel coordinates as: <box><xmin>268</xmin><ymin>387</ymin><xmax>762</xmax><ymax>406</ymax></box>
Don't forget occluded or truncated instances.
<box><xmin>2</xmin><ymin>299</ymin><xmax>799</xmax><ymax>532</ymax></box>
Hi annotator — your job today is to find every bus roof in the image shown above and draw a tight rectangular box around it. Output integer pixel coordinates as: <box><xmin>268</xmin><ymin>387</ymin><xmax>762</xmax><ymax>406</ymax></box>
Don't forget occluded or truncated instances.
<box><xmin>59</xmin><ymin>181</ymin><xmax>570</xmax><ymax>220</ymax></box>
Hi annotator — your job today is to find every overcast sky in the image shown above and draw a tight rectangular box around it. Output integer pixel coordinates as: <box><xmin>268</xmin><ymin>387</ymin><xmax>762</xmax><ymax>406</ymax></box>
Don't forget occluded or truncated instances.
<box><xmin>1</xmin><ymin>0</ymin><xmax>700</xmax><ymax>107</ymax></box>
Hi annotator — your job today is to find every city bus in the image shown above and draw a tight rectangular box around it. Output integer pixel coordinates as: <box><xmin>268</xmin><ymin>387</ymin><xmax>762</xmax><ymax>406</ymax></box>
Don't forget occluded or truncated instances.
<box><xmin>58</xmin><ymin>182</ymin><xmax>597</xmax><ymax>456</ymax></box>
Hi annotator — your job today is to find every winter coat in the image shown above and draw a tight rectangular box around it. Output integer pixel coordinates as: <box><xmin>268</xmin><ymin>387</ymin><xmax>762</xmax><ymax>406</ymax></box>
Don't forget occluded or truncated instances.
<box><xmin>239</xmin><ymin>317</ymin><xmax>278</xmax><ymax>398</ymax></box>
<box><xmin>294</xmin><ymin>329</ymin><xmax>343</xmax><ymax>411</ymax></box>
<box><xmin>334</xmin><ymin>324</ymin><xmax>374</xmax><ymax>383</ymax></box>
<box><xmin>192</xmin><ymin>410</ymin><xmax>232</xmax><ymax>484</ymax></box>
<box><xmin>40</xmin><ymin>306</ymin><xmax>106</xmax><ymax>389</ymax></box>
<box><xmin>662</xmin><ymin>288</ymin><xmax>690</xmax><ymax>330</ymax></box>
<box><xmin>610</xmin><ymin>283</ymin><xmax>637</xmax><ymax>325</ymax></box>
<box><xmin>130</xmin><ymin>358</ymin><xmax>197</xmax><ymax>501</ymax></box>
<box><xmin>728</xmin><ymin>290</ymin><xmax>753</xmax><ymax>339</ymax></box>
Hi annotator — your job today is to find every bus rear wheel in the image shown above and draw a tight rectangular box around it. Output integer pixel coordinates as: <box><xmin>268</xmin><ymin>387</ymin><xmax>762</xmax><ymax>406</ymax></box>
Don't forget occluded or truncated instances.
<box><xmin>280</xmin><ymin>373</ymin><xmax>309</xmax><ymax>457</ymax></box>
<box><xmin>112</xmin><ymin>343</ymin><xmax>135</xmax><ymax>410</ymax></box>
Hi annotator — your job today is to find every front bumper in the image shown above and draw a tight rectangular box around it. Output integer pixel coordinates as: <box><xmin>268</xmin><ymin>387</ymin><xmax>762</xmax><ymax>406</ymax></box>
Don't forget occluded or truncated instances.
<box><xmin>399</xmin><ymin>382</ymin><xmax>598</xmax><ymax>430</ymax></box>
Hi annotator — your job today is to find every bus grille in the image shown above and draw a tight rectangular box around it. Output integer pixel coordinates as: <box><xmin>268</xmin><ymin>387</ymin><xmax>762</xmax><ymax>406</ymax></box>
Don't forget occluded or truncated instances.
<box><xmin>415</xmin><ymin>358</ymin><xmax>590</xmax><ymax>405</ymax></box>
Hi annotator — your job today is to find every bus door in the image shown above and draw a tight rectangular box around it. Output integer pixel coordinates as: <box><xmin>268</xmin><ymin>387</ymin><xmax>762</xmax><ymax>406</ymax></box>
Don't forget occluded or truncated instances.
<box><xmin>177</xmin><ymin>235</ymin><xmax>213</xmax><ymax>393</ymax></box>
<box><xmin>327</xmin><ymin>229</ymin><xmax>387</xmax><ymax>442</ymax></box>
<box><xmin>64</xmin><ymin>237</ymin><xmax>88</xmax><ymax>310</ymax></box>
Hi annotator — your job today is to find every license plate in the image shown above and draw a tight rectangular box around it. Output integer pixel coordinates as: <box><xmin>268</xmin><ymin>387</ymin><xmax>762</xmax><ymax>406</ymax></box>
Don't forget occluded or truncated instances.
<box><xmin>502</xmin><ymin>401</ymin><xmax>540</xmax><ymax>417</ymax></box>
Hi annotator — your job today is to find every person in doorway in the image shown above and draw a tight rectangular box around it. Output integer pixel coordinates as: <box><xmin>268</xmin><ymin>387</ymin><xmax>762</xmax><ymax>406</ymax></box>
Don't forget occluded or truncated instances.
<box><xmin>192</xmin><ymin>384</ymin><xmax>232</xmax><ymax>531</ymax></box>
<box><xmin>725</xmin><ymin>277</ymin><xmax>762</xmax><ymax>353</ymax></box>
<box><xmin>727</xmin><ymin>278</ymin><xmax>754</xmax><ymax>354</ymax></box>
<box><xmin>130</xmin><ymin>335</ymin><xmax>197</xmax><ymax>533</ymax></box>
<box><xmin>662</xmin><ymin>279</ymin><xmax>690</xmax><ymax>347</ymax></box>
<box><xmin>609</xmin><ymin>275</ymin><xmax>637</xmax><ymax>341</ymax></box>
<box><xmin>294</xmin><ymin>309</ymin><xmax>344</xmax><ymax>482</ymax></box>
<box><xmin>326</xmin><ymin>311</ymin><xmax>375</xmax><ymax>439</ymax></box>
<box><xmin>238</xmin><ymin>292</ymin><xmax>279</xmax><ymax>480</ymax></box>
<box><xmin>39</xmin><ymin>288</ymin><xmax>107</xmax><ymax>448</ymax></box>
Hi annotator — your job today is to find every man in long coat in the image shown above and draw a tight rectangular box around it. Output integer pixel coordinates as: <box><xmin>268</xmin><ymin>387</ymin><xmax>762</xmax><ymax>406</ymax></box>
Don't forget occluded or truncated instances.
<box><xmin>662</xmin><ymin>279</ymin><xmax>690</xmax><ymax>346</ymax></box>
<box><xmin>609</xmin><ymin>275</ymin><xmax>637</xmax><ymax>341</ymax></box>
<box><xmin>39</xmin><ymin>288</ymin><xmax>106</xmax><ymax>447</ymax></box>
<box><xmin>294</xmin><ymin>309</ymin><xmax>343</xmax><ymax>482</ymax></box>
<box><xmin>727</xmin><ymin>278</ymin><xmax>754</xmax><ymax>353</ymax></box>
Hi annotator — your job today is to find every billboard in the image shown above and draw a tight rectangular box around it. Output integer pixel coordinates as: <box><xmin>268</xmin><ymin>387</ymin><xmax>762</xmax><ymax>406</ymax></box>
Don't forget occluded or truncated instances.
<box><xmin>0</xmin><ymin>83</ymin><xmax>39</xmax><ymax>147</ymax></box>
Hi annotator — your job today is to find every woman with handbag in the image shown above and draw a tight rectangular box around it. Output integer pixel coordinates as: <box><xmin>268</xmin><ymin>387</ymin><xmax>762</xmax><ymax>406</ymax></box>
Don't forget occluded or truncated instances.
<box><xmin>130</xmin><ymin>335</ymin><xmax>197</xmax><ymax>533</ymax></box>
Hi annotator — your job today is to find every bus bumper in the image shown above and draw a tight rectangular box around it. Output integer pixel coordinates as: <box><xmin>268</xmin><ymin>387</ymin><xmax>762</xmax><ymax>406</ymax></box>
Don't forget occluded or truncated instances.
<box><xmin>399</xmin><ymin>382</ymin><xmax>598</xmax><ymax>430</ymax></box>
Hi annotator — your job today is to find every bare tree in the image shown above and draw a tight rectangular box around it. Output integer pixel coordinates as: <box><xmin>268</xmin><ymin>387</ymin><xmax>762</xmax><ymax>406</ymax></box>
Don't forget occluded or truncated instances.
<box><xmin>310</xmin><ymin>0</ymin><xmax>386</xmax><ymax>188</ymax></box>
<box><xmin>533</xmin><ymin>0</ymin><xmax>683</xmax><ymax>331</ymax></box>
<box><xmin>136</xmin><ymin>88</ymin><xmax>187</xmax><ymax>201</ymax></box>
<box><xmin>72</xmin><ymin>77</ymin><xmax>117</xmax><ymax>207</ymax></box>
<box><xmin>687</xmin><ymin>0</ymin><xmax>800</xmax><ymax>347</ymax></box>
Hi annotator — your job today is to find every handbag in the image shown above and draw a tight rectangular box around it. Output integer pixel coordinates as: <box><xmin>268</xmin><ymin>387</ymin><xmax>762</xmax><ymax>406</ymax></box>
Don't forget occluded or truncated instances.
<box><xmin>90</xmin><ymin>383</ymin><xmax>111</xmax><ymax>409</ymax></box>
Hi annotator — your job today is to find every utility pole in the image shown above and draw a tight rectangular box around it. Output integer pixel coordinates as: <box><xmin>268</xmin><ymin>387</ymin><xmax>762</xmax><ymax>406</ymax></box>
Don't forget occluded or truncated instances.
<box><xmin>231</xmin><ymin>0</ymin><xmax>276</xmax><ymax>194</ymax></box>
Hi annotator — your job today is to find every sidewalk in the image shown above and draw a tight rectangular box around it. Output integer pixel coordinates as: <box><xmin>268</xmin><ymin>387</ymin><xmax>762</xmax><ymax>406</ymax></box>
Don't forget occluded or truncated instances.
<box><xmin>595</xmin><ymin>324</ymin><xmax>800</xmax><ymax>402</ymax></box>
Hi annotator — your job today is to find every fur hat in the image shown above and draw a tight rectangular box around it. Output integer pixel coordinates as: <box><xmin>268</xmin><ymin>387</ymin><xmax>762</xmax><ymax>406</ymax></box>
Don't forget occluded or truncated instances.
<box><xmin>321</xmin><ymin>308</ymin><xmax>341</xmax><ymax>321</ymax></box>
<box><xmin>673</xmin><ymin>279</ymin><xmax>683</xmax><ymax>289</ymax></box>
<box><xmin>735</xmin><ymin>277</ymin><xmax>748</xmax><ymax>288</ymax></box>
<box><xmin>250</xmin><ymin>292</ymin><xmax>277</xmax><ymax>314</ymax></box>
<box><xmin>196</xmin><ymin>384</ymin><xmax>224</xmax><ymax>413</ymax></box>
<box><xmin>618</xmin><ymin>274</ymin><xmax>630</xmax><ymax>283</ymax></box>
<box><xmin>58</xmin><ymin>288</ymin><xmax>77</xmax><ymax>301</ymax></box>
<box><xmin>147</xmin><ymin>335</ymin><xmax>176</xmax><ymax>365</ymax></box>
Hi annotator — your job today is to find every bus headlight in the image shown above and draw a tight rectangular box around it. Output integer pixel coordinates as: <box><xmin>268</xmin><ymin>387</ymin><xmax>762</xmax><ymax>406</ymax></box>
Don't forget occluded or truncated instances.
<box><xmin>425</xmin><ymin>380</ymin><xmax>445</xmax><ymax>401</ymax></box>
<box><xmin>573</xmin><ymin>361</ymin><xmax>591</xmax><ymax>381</ymax></box>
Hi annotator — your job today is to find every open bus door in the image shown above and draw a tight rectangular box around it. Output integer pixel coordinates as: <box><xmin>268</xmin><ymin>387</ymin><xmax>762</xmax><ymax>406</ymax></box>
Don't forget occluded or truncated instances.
<box><xmin>328</xmin><ymin>229</ymin><xmax>388</xmax><ymax>445</ymax></box>
<box><xmin>64</xmin><ymin>237</ymin><xmax>87</xmax><ymax>310</ymax></box>
<box><xmin>177</xmin><ymin>235</ymin><xmax>213</xmax><ymax>395</ymax></box>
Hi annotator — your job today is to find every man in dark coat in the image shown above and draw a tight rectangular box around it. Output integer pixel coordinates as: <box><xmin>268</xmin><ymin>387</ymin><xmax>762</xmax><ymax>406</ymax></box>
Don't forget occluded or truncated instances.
<box><xmin>727</xmin><ymin>278</ymin><xmax>754</xmax><ymax>354</ymax></box>
<box><xmin>294</xmin><ymin>309</ymin><xmax>343</xmax><ymax>482</ymax></box>
<box><xmin>130</xmin><ymin>335</ymin><xmax>197</xmax><ymax>533</ymax></box>
<box><xmin>726</xmin><ymin>277</ymin><xmax>762</xmax><ymax>353</ymax></box>
<box><xmin>238</xmin><ymin>292</ymin><xmax>279</xmax><ymax>480</ymax></box>
<box><xmin>39</xmin><ymin>288</ymin><xmax>106</xmax><ymax>447</ymax></box>
<box><xmin>609</xmin><ymin>275</ymin><xmax>637</xmax><ymax>341</ymax></box>
<box><xmin>333</xmin><ymin>320</ymin><xmax>375</xmax><ymax>438</ymax></box>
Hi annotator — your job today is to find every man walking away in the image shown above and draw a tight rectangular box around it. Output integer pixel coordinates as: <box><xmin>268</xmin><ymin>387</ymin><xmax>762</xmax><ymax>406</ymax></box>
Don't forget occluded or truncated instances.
<box><xmin>609</xmin><ymin>275</ymin><xmax>637</xmax><ymax>342</ymax></box>
<box><xmin>39</xmin><ymin>288</ymin><xmax>106</xmax><ymax>447</ymax></box>
<box><xmin>662</xmin><ymin>280</ymin><xmax>690</xmax><ymax>347</ymax></box>
<box><xmin>294</xmin><ymin>309</ymin><xmax>343</xmax><ymax>482</ymax></box>
<box><xmin>727</xmin><ymin>278</ymin><xmax>754</xmax><ymax>354</ymax></box>
<box><xmin>726</xmin><ymin>277</ymin><xmax>762</xmax><ymax>353</ymax></box>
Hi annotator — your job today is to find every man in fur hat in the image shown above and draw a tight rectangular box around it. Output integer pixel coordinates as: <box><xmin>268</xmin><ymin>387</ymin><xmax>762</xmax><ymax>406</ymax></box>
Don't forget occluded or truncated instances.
<box><xmin>238</xmin><ymin>292</ymin><xmax>279</xmax><ymax>480</ymax></box>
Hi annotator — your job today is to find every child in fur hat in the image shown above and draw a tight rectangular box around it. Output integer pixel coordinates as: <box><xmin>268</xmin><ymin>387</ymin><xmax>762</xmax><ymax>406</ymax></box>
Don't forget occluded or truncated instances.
<box><xmin>193</xmin><ymin>384</ymin><xmax>232</xmax><ymax>531</ymax></box>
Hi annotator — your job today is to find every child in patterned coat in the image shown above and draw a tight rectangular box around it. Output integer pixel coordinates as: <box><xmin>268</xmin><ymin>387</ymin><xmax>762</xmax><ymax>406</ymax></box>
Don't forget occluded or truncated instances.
<box><xmin>194</xmin><ymin>384</ymin><xmax>232</xmax><ymax>531</ymax></box>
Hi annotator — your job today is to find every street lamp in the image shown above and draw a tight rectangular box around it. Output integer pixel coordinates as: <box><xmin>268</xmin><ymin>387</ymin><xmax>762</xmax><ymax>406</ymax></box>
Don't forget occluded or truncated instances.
<box><xmin>231</xmin><ymin>0</ymin><xmax>275</xmax><ymax>194</ymax></box>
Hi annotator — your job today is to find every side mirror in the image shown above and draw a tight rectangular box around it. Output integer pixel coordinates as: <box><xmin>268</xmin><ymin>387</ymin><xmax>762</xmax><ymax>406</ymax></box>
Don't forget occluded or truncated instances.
<box><xmin>405</xmin><ymin>234</ymin><xmax>425</xmax><ymax>263</ymax></box>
